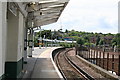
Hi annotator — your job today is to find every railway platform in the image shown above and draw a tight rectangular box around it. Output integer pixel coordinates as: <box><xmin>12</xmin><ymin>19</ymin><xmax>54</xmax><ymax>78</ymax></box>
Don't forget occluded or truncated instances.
<box><xmin>22</xmin><ymin>47</ymin><xmax>61</xmax><ymax>79</ymax></box>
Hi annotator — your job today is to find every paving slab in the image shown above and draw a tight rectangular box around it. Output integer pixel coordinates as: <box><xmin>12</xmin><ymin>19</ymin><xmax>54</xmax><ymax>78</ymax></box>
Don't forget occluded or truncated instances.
<box><xmin>22</xmin><ymin>47</ymin><xmax>60</xmax><ymax>79</ymax></box>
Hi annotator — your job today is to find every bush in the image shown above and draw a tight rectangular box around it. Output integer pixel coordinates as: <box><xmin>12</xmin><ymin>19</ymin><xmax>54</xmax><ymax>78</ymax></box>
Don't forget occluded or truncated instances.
<box><xmin>59</xmin><ymin>42</ymin><xmax>74</xmax><ymax>48</ymax></box>
<box><xmin>77</xmin><ymin>37</ymin><xmax>84</xmax><ymax>45</ymax></box>
<box><xmin>84</xmin><ymin>42</ymin><xmax>90</xmax><ymax>47</ymax></box>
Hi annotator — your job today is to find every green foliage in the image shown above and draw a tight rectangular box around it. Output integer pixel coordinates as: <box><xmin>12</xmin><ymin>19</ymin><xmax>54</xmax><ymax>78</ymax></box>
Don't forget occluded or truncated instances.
<box><xmin>59</xmin><ymin>42</ymin><xmax>74</xmax><ymax>48</ymax></box>
<box><xmin>65</xmin><ymin>29</ymin><xmax>69</xmax><ymax>33</ymax></box>
<box><xmin>96</xmin><ymin>36</ymin><xmax>100</xmax><ymax>46</ymax></box>
<box><xmin>99</xmin><ymin>39</ymin><xmax>104</xmax><ymax>45</ymax></box>
<box><xmin>34</xmin><ymin>36</ymin><xmax>39</xmax><ymax>47</ymax></box>
<box><xmin>59</xmin><ymin>42</ymin><xmax>65</xmax><ymax>46</ymax></box>
<box><xmin>41</xmin><ymin>30</ymin><xmax>51</xmax><ymax>39</ymax></box>
<box><xmin>71</xmin><ymin>36</ymin><xmax>79</xmax><ymax>41</ymax></box>
<box><xmin>34</xmin><ymin>29</ymin><xmax>118</xmax><ymax>48</ymax></box>
<box><xmin>90</xmin><ymin>43</ymin><xmax>96</xmax><ymax>47</ymax></box>
<box><xmin>84</xmin><ymin>42</ymin><xmax>90</xmax><ymax>47</ymax></box>
<box><xmin>111</xmin><ymin>33</ymin><xmax>120</xmax><ymax>48</ymax></box>
<box><xmin>77</xmin><ymin>37</ymin><xmax>84</xmax><ymax>45</ymax></box>
<box><xmin>83</xmin><ymin>35</ymin><xmax>89</xmax><ymax>43</ymax></box>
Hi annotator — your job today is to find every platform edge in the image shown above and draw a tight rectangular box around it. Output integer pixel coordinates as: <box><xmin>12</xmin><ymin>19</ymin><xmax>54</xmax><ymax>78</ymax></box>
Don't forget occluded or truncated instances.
<box><xmin>50</xmin><ymin>47</ymin><xmax>63</xmax><ymax>79</ymax></box>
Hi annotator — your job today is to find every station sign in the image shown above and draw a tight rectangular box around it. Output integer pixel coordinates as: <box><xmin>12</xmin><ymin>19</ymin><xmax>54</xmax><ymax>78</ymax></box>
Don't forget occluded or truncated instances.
<box><xmin>39</xmin><ymin>43</ymin><xmax>44</xmax><ymax>45</ymax></box>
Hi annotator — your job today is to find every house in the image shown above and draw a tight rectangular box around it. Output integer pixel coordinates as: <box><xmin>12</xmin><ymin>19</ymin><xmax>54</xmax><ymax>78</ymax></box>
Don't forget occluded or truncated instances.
<box><xmin>103</xmin><ymin>36</ymin><xmax>114</xmax><ymax>46</ymax></box>
<box><xmin>90</xmin><ymin>36</ymin><xmax>97</xmax><ymax>44</ymax></box>
<box><xmin>64</xmin><ymin>37</ymin><xmax>73</xmax><ymax>41</ymax></box>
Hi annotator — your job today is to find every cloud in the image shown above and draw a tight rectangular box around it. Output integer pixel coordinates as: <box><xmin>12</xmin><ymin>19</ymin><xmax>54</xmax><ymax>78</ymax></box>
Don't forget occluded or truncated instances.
<box><xmin>43</xmin><ymin>0</ymin><xmax>119</xmax><ymax>34</ymax></box>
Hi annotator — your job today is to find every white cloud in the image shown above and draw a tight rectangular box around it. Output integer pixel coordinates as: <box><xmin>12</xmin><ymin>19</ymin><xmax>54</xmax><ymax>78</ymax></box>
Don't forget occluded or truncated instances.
<box><xmin>43</xmin><ymin>0</ymin><xmax>119</xmax><ymax>34</ymax></box>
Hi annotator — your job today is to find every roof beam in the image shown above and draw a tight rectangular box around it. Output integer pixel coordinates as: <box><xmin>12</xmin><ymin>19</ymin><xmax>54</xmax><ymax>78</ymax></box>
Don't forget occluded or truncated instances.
<box><xmin>35</xmin><ymin>12</ymin><xmax>59</xmax><ymax>18</ymax></box>
<box><xmin>35</xmin><ymin>18</ymin><xmax>57</xmax><ymax>26</ymax></box>
<box><xmin>35</xmin><ymin>15</ymin><xmax>59</xmax><ymax>21</ymax></box>
<box><xmin>25</xmin><ymin>0</ymin><xmax>69</xmax><ymax>27</ymax></box>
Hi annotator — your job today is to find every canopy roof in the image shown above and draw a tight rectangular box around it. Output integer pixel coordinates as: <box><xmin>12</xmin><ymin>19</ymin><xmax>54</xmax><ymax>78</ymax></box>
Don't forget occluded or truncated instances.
<box><xmin>21</xmin><ymin>0</ymin><xmax>69</xmax><ymax>27</ymax></box>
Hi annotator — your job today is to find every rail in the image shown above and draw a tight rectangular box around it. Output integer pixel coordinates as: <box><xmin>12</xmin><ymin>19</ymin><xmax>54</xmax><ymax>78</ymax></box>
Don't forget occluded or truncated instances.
<box><xmin>64</xmin><ymin>49</ymin><xmax>95</xmax><ymax>80</ymax></box>
<box><xmin>54</xmin><ymin>48</ymin><xmax>96</xmax><ymax>79</ymax></box>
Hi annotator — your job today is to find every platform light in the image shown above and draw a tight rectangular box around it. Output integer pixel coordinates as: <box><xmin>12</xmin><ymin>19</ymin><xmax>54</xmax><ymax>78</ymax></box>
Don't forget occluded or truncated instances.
<box><xmin>32</xmin><ymin>2</ymin><xmax>36</xmax><ymax>5</ymax></box>
<box><xmin>40</xmin><ymin>12</ymin><xmax>42</xmax><ymax>15</ymax></box>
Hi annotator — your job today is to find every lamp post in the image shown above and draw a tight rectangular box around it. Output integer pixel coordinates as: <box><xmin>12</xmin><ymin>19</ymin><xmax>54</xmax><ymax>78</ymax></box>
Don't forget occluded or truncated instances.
<box><xmin>39</xmin><ymin>26</ymin><xmax>42</xmax><ymax>49</ymax></box>
<box><xmin>43</xmin><ymin>35</ymin><xmax>46</xmax><ymax>48</ymax></box>
<box><xmin>55</xmin><ymin>39</ymin><xmax>57</xmax><ymax>47</ymax></box>
<box><xmin>51</xmin><ymin>32</ymin><xmax>54</xmax><ymax>47</ymax></box>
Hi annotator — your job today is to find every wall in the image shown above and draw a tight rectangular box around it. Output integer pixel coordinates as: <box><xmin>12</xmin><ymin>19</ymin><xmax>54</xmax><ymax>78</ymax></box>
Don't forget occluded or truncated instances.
<box><xmin>0</xmin><ymin>2</ymin><xmax>7</xmax><ymax>79</ymax></box>
<box><xmin>6</xmin><ymin>10</ymin><xmax>19</xmax><ymax>61</ymax></box>
<box><xmin>17</xmin><ymin>11</ymin><xmax>24</xmax><ymax>61</ymax></box>
<box><xmin>0</xmin><ymin>2</ymin><xmax>2</xmax><ymax>78</ymax></box>
<box><xmin>5</xmin><ymin>6</ymin><xmax>24</xmax><ymax>78</ymax></box>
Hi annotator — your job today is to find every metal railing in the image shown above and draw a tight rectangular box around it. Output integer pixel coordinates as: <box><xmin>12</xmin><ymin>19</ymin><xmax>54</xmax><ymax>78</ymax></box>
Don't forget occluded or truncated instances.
<box><xmin>76</xmin><ymin>46</ymin><xmax>120</xmax><ymax>76</ymax></box>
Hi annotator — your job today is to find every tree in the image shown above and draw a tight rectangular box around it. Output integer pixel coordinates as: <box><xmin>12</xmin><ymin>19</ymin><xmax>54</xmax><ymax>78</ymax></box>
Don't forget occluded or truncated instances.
<box><xmin>112</xmin><ymin>37</ymin><xmax>117</xmax><ymax>47</ymax></box>
<box><xmin>83</xmin><ymin>35</ymin><xmax>89</xmax><ymax>43</ymax></box>
<box><xmin>84</xmin><ymin>42</ymin><xmax>90</xmax><ymax>47</ymax></box>
<box><xmin>112</xmin><ymin>33</ymin><xmax>120</xmax><ymax>48</ymax></box>
<box><xmin>99</xmin><ymin>39</ymin><xmax>104</xmax><ymax>45</ymax></box>
<box><xmin>65</xmin><ymin>29</ymin><xmax>68</xmax><ymax>33</ymax></box>
<box><xmin>96</xmin><ymin>36</ymin><xmax>100</xmax><ymax>46</ymax></box>
<box><xmin>77</xmin><ymin>37</ymin><xmax>84</xmax><ymax>45</ymax></box>
<box><xmin>41</xmin><ymin>30</ymin><xmax>51</xmax><ymax>39</ymax></box>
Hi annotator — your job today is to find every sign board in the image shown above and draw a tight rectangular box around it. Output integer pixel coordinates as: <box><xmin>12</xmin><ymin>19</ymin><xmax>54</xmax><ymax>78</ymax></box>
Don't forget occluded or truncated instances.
<box><xmin>38</xmin><ymin>43</ymin><xmax>44</xmax><ymax>45</ymax></box>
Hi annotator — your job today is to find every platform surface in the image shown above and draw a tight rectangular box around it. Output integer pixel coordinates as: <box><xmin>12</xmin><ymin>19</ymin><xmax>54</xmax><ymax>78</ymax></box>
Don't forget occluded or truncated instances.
<box><xmin>22</xmin><ymin>47</ymin><xmax>60</xmax><ymax>79</ymax></box>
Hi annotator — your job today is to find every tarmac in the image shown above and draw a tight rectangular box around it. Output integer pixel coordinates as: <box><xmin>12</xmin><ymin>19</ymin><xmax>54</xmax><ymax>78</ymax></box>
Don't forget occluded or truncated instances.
<box><xmin>22</xmin><ymin>47</ymin><xmax>61</xmax><ymax>79</ymax></box>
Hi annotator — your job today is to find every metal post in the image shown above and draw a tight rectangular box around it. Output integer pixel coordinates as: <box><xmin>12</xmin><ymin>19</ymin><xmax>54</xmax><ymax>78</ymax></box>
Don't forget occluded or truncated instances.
<box><xmin>91</xmin><ymin>50</ymin><xmax>92</xmax><ymax>63</ymax></box>
<box><xmin>90</xmin><ymin>49</ymin><xmax>91</xmax><ymax>62</ymax></box>
<box><xmin>107</xmin><ymin>53</ymin><xmax>109</xmax><ymax>71</ymax></box>
<box><xmin>89</xmin><ymin>48</ymin><xmax>90</xmax><ymax>61</ymax></box>
<box><xmin>87</xmin><ymin>49</ymin><xmax>88</xmax><ymax>60</ymax></box>
<box><xmin>24</xmin><ymin>26</ymin><xmax>28</xmax><ymax>63</ymax></box>
<box><xmin>28</xmin><ymin>28</ymin><xmax>33</xmax><ymax>57</ymax></box>
<box><xmin>75</xmin><ymin>47</ymin><xmax>77</xmax><ymax>55</ymax></box>
<box><xmin>51</xmin><ymin>32</ymin><xmax>54</xmax><ymax>47</ymax></box>
<box><xmin>103</xmin><ymin>52</ymin><xmax>105</xmax><ymax>69</ymax></box>
<box><xmin>118</xmin><ymin>55</ymin><xmax>120</xmax><ymax>76</ymax></box>
<box><xmin>32</xmin><ymin>30</ymin><xmax>34</xmax><ymax>51</ymax></box>
<box><xmin>99</xmin><ymin>51</ymin><xmax>101</xmax><ymax>67</ymax></box>
<box><xmin>88</xmin><ymin>48</ymin><xmax>89</xmax><ymax>60</ymax></box>
<box><xmin>39</xmin><ymin>26</ymin><xmax>42</xmax><ymax>49</ymax></box>
<box><xmin>112</xmin><ymin>54</ymin><xmax>114</xmax><ymax>73</ymax></box>
<box><xmin>94</xmin><ymin>50</ymin><xmax>95</xmax><ymax>64</ymax></box>
<box><xmin>96</xmin><ymin>50</ymin><xmax>98</xmax><ymax>65</ymax></box>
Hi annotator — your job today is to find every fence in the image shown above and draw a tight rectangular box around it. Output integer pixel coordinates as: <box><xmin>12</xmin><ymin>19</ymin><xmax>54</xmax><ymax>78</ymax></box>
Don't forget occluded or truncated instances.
<box><xmin>76</xmin><ymin>46</ymin><xmax>120</xmax><ymax>76</ymax></box>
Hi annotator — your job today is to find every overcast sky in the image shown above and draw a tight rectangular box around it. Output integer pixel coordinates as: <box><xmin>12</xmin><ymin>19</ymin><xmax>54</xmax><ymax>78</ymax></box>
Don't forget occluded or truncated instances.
<box><xmin>42</xmin><ymin>0</ymin><xmax>119</xmax><ymax>34</ymax></box>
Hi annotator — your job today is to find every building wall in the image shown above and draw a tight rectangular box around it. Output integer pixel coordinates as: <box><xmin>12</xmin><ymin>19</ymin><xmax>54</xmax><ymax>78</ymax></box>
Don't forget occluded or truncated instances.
<box><xmin>0</xmin><ymin>2</ymin><xmax>7</xmax><ymax>79</ymax></box>
<box><xmin>17</xmin><ymin>11</ymin><xmax>24</xmax><ymax>61</ymax></box>
<box><xmin>5</xmin><ymin>6</ymin><xmax>24</xmax><ymax>78</ymax></box>
<box><xmin>0</xmin><ymin>2</ymin><xmax>2</xmax><ymax>78</ymax></box>
<box><xmin>2</xmin><ymin>2</ymin><xmax>7</xmax><ymax>78</ymax></box>
<box><xmin>0</xmin><ymin>2</ymin><xmax>27</xmax><ymax>79</ymax></box>
<box><xmin>6</xmin><ymin>10</ymin><xmax>19</xmax><ymax>61</ymax></box>
<box><xmin>6</xmin><ymin>7</ymin><xmax>24</xmax><ymax>62</ymax></box>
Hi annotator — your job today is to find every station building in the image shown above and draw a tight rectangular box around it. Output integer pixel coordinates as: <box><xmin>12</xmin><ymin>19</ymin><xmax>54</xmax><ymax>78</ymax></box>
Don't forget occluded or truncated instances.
<box><xmin>0</xmin><ymin>0</ymin><xmax>69</xmax><ymax>79</ymax></box>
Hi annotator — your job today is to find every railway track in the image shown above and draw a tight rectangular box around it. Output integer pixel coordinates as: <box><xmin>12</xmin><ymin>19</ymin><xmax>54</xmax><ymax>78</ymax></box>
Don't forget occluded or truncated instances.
<box><xmin>54</xmin><ymin>48</ymin><xmax>95</xmax><ymax>80</ymax></box>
